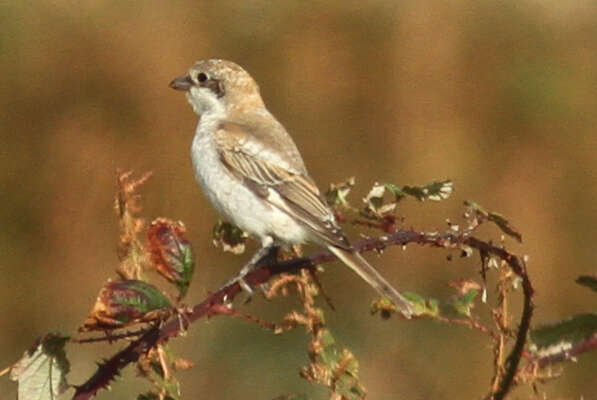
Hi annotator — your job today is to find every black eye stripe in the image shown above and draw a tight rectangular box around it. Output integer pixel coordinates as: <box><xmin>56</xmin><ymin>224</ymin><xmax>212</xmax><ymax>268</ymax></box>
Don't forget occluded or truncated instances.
<box><xmin>205</xmin><ymin>79</ymin><xmax>225</xmax><ymax>98</ymax></box>
<box><xmin>194</xmin><ymin>71</ymin><xmax>225</xmax><ymax>98</ymax></box>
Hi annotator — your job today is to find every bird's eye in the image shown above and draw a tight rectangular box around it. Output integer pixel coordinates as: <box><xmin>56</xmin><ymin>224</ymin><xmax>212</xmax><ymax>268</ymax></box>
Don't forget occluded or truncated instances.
<box><xmin>197</xmin><ymin>72</ymin><xmax>208</xmax><ymax>83</ymax></box>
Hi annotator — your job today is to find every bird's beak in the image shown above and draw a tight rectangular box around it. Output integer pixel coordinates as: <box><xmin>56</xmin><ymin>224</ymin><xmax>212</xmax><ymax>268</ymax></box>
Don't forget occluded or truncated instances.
<box><xmin>169</xmin><ymin>74</ymin><xmax>194</xmax><ymax>91</ymax></box>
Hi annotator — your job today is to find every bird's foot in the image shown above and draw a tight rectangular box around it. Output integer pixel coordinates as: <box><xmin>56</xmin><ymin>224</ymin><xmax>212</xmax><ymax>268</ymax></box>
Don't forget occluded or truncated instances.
<box><xmin>219</xmin><ymin>274</ymin><xmax>254</xmax><ymax>303</ymax></box>
<box><xmin>219</xmin><ymin>244</ymin><xmax>280</xmax><ymax>303</ymax></box>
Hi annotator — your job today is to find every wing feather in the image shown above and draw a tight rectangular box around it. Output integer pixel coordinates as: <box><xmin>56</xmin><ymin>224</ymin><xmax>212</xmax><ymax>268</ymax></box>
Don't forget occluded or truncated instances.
<box><xmin>215</xmin><ymin>122</ymin><xmax>350</xmax><ymax>249</ymax></box>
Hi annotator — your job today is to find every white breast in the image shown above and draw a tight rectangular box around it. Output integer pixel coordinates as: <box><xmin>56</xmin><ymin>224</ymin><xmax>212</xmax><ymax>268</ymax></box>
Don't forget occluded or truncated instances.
<box><xmin>190</xmin><ymin>120</ymin><xmax>310</xmax><ymax>246</ymax></box>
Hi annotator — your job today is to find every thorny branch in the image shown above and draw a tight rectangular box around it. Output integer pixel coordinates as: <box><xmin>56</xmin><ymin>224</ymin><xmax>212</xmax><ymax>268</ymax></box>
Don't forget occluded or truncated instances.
<box><xmin>533</xmin><ymin>333</ymin><xmax>597</xmax><ymax>368</ymax></box>
<box><xmin>72</xmin><ymin>328</ymin><xmax>152</xmax><ymax>344</ymax></box>
<box><xmin>72</xmin><ymin>228</ymin><xmax>534</xmax><ymax>400</ymax></box>
<box><xmin>517</xmin><ymin>332</ymin><xmax>597</xmax><ymax>382</ymax></box>
<box><xmin>488</xmin><ymin>262</ymin><xmax>512</xmax><ymax>398</ymax></box>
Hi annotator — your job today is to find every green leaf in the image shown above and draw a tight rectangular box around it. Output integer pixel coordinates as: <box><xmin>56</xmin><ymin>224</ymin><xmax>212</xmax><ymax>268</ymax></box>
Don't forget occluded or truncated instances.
<box><xmin>212</xmin><ymin>220</ymin><xmax>248</xmax><ymax>255</ymax></box>
<box><xmin>325</xmin><ymin>177</ymin><xmax>355</xmax><ymax>208</ymax></box>
<box><xmin>362</xmin><ymin>183</ymin><xmax>396</xmax><ymax>218</ymax></box>
<box><xmin>465</xmin><ymin>201</ymin><xmax>522</xmax><ymax>242</ymax></box>
<box><xmin>362</xmin><ymin>180</ymin><xmax>453</xmax><ymax>219</ymax></box>
<box><xmin>451</xmin><ymin>289</ymin><xmax>479</xmax><ymax>317</ymax></box>
<box><xmin>147</xmin><ymin>218</ymin><xmax>196</xmax><ymax>299</ymax></box>
<box><xmin>386</xmin><ymin>180</ymin><xmax>453</xmax><ymax>202</ymax></box>
<box><xmin>402</xmin><ymin>292</ymin><xmax>440</xmax><ymax>317</ymax></box>
<box><xmin>81</xmin><ymin>280</ymin><xmax>173</xmax><ymax>331</ymax></box>
<box><xmin>576</xmin><ymin>275</ymin><xmax>597</xmax><ymax>293</ymax></box>
<box><xmin>319</xmin><ymin>330</ymin><xmax>339</xmax><ymax>366</ymax></box>
<box><xmin>10</xmin><ymin>333</ymin><xmax>70</xmax><ymax>400</ymax></box>
<box><xmin>110</xmin><ymin>280</ymin><xmax>172</xmax><ymax>313</ymax></box>
<box><xmin>301</xmin><ymin>326</ymin><xmax>366</xmax><ymax>400</ymax></box>
<box><xmin>334</xmin><ymin>350</ymin><xmax>366</xmax><ymax>400</ymax></box>
<box><xmin>529</xmin><ymin>313</ymin><xmax>597</xmax><ymax>357</ymax></box>
<box><xmin>369</xmin><ymin>298</ymin><xmax>396</xmax><ymax>319</ymax></box>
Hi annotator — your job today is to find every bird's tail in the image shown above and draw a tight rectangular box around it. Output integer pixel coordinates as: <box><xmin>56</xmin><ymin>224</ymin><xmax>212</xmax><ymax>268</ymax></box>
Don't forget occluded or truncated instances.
<box><xmin>327</xmin><ymin>246</ymin><xmax>413</xmax><ymax>318</ymax></box>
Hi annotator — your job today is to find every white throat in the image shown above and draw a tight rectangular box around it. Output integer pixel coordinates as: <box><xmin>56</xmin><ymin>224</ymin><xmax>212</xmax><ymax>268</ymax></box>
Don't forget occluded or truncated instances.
<box><xmin>186</xmin><ymin>86</ymin><xmax>226</xmax><ymax>120</ymax></box>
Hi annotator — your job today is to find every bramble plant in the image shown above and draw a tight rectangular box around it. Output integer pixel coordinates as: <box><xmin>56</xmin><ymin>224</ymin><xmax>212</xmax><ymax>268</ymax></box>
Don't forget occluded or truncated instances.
<box><xmin>2</xmin><ymin>171</ymin><xmax>596</xmax><ymax>400</ymax></box>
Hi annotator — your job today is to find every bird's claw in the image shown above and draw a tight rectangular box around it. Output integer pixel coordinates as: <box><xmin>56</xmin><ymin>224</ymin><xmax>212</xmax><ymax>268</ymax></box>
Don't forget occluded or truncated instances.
<box><xmin>219</xmin><ymin>275</ymin><xmax>255</xmax><ymax>303</ymax></box>
<box><xmin>238</xmin><ymin>277</ymin><xmax>254</xmax><ymax>304</ymax></box>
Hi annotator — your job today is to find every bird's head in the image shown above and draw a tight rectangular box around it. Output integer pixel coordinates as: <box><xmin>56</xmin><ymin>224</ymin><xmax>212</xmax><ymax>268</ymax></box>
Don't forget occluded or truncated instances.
<box><xmin>170</xmin><ymin>59</ymin><xmax>264</xmax><ymax>116</ymax></box>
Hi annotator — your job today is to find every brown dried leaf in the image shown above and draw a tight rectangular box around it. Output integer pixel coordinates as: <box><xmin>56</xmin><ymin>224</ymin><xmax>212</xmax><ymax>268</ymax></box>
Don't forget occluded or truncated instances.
<box><xmin>449</xmin><ymin>279</ymin><xmax>483</xmax><ymax>296</ymax></box>
<box><xmin>80</xmin><ymin>280</ymin><xmax>173</xmax><ymax>331</ymax></box>
<box><xmin>115</xmin><ymin>170</ymin><xmax>153</xmax><ymax>279</ymax></box>
<box><xmin>464</xmin><ymin>201</ymin><xmax>522</xmax><ymax>242</ymax></box>
<box><xmin>212</xmin><ymin>220</ymin><xmax>248</xmax><ymax>254</ymax></box>
<box><xmin>147</xmin><ymin>218</ymin><xmax>195</xmax><ymax>299</ymax></box>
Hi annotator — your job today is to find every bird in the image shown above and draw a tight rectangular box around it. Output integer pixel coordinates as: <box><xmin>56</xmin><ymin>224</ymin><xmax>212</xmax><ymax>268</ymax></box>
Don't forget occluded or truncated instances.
<box><xmin>170</xmin><ymin>59</ymin><xmax>413</xmax><ymax>318</ymax></box>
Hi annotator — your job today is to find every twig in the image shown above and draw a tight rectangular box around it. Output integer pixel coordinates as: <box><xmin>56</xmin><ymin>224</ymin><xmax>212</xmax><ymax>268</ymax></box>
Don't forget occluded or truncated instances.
<box><xmin>488</xmin><ymin>262</ymin><xmax>509</xmax><ymax>398</ymax></box>
<box><xmin>72</xmin><ymin>328</ymin><xmax>151</xmax><ymax>344</ymax></box>
<box><xmin>465</xmin><ymin>239</ymin><xmax>534</xmax><ymax>400</ymax></box>
<box><xmin>72</xmin><ymin>229</ymin><xmax>533</xmax><ymax>400</ymax></box>
<box><xmin>206</xmin><ymin>303</ymin><xmax>279</xmax><ymax>331</ymax></box>
<box><xmin>435</xmin><ymin>316</ymin><xmax>496</xmax><ymax>338</ymax></box>
<box><xmin>534</xmin><ymin>333</ymin><xmax>597</xmax><ymax>368</ymax></box>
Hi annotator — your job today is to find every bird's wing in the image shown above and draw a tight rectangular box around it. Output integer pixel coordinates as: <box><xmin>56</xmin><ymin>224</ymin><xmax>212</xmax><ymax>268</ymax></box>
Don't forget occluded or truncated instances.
<box><xmin>214</xmin><ymin>121</ymin><xmax>351</xmax><ymax>250</ymax></box>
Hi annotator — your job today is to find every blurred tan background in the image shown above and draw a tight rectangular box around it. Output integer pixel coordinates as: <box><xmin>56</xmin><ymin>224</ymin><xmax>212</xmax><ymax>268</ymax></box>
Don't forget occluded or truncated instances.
<box><xmin>2</xmin><ymin>1</ymin><xmax>597</xmax><ymax>399</ymax></box>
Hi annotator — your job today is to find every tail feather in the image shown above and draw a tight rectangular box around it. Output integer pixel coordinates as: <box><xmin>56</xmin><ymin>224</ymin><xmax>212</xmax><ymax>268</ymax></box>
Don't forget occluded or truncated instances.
<box><xmin>328</xmin><ymin>246</ymin><xmax>413</xmax><ymax>318</ymax></box>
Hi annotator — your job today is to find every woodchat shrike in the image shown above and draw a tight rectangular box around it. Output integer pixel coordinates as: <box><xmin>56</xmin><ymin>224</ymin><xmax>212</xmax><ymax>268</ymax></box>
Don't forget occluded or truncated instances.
<box><xmin>170</xmin><ymin>59</ymin><xmax>413</xmax><ymax>317</ymax></box>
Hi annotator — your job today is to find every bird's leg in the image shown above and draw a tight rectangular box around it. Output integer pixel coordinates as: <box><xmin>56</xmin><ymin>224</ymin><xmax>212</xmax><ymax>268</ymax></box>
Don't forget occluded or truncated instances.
<box><xmin>233</xmin><ymin>244</ymin><xmax>275</xmax><ymax>294</ymax></box>
<box><xmin>254</xmin><ymin>245</ymin><xmax>280</xmax><ymax>268</ymax></box>
<box><xmin>253</xmin><ymin>245</ymin><xmax>280</xmax><ymax>295</ymax></box>
<box><xmin>220</xmin><ymin>237</ymin><xmax>279</xmax><ymax>298</ymax></box>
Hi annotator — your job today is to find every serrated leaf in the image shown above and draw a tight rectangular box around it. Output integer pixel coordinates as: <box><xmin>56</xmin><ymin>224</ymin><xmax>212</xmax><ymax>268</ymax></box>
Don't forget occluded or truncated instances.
<box><xmin>147</xmin><ymin>218</ymin><xmax>195</xmax><ymax>299</ymax></box>
<box><xmin>401</xmin><ymin>292</ymin><xmax>440</xmax><ymax>317</ymax></box>
<box><xmin>212</xmin><ymin>220</ymin><xmax>248</xmax><ymax>254</ymax></box>
<box><xmin>319</xmin><ymin>332</ymin><xmax>365</xmax><ymax>400</ymax></box>
<box><xmin>451</xmin><ymin>289</ymin><xmax>479</xmax><ymax>317</ymax></box>
<box><xmin>334</xmin><ymin>350</ymin><xmax>366</xmax><ymax>400</ymax></box>
<box><xmin>81</xmin><ymin>280</ymin><xmax>173</xmax><ymax>331</ymax></box>
<box><xmin>529</xmin><ymin>313</ymin><xmax>597</xmax><ymax>357</ymax></box>
<box><xmin>138</xmin><ymin>346</ymin><xmax>183</xmax><ymax>400</ymax></box>
<box><xmin>576</xmin><ymin>275</ymin><xmax>597</xmax><ymax>293</ymax></box>
<box><xmin>301</xmin><ymin>326</ymin><xmax>365</xmax><ymax>400</ymax></box>
<box><xmin>369</xmin><ymin>297</ymin><xmax>399</xmax><ymax>319</ymax></box>
<box><xmin>362</xmin><ymin>181</ymin><xmax>452</xmax><ymax>219</ymax></box>
<box><xmin>461</xmin><ymin>289</ymin><xmax>478</xmax><ymax>304</ymax></box>
<box><xmin>319</xmin><ymin>330</ymin><xmax>339</xmax><ymax>366</ymax></box>
<box><xmin>402</xmin><ymin>291</ymin><xmax>426</xmax><ymax>304</ymax></box>
<box><xmin>362</xmin><ymin>183</ymin><xmax>392</xmax><ymax>218</ymax></box>
<box><xmin>343</xmin><ymin>353</ymin><xmax>360</xmax><ymax>376</ymax></box>
<box><xmin>325</xmin><ymin>177</ymin><xmax>355</xmax><ymax>208</ymax></box>
<box><xmin>10</xmin><ymin>333</ymin><xmax>70</xmax><ymax>400</ymax></box>
<box><xmin>465</xmin><ymin>201</ymin><xmax>522</xmax><ymax>242</ymax></box>
<box><xmin>386</xmin><ymin>180</ymin><xmax>453</xmax><ymax>202</ymax></box>
<box><xmin>449</xmin><ymin>279</ymin><xmax>482</xmax><ymax>295</ymax></box>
